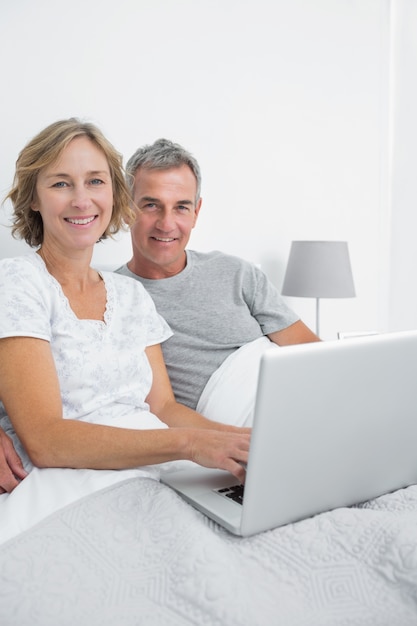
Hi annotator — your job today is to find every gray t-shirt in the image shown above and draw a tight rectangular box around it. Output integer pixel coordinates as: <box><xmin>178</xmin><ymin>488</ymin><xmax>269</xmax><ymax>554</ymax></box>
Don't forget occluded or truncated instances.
<box><xmin>116</xmin><ymin>250</ymin><xmax>298</xmax><ymax>409</ymax></box>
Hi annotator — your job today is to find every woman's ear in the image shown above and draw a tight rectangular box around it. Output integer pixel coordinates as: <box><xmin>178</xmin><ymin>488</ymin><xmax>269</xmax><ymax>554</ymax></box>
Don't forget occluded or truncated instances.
<box><xmin>31</xmin><ymin>193</ymin><xmax>39</xmax><ymax>212</ymax></box>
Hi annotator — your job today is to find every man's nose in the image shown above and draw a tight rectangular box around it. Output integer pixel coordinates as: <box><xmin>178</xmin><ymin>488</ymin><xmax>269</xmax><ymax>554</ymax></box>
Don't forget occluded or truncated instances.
<box><xmin>155</xmin><ymin>210</ymin><xmax>175</xmax><ymax>231</ymax></box>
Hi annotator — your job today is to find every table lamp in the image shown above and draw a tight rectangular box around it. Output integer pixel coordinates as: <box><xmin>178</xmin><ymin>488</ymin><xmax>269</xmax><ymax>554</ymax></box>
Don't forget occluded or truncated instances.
<box><xmin>281</xmin><ymin>240</ymin><xmax>355</xmax><ymax>336</ymax></box>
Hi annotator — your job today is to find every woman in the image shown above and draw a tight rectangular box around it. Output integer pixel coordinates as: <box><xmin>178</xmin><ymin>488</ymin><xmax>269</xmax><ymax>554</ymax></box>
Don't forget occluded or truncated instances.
<box><xmin>0</xmin><ymin>119</ymin><xmax>249</xmax><ymax>538</ymax></box>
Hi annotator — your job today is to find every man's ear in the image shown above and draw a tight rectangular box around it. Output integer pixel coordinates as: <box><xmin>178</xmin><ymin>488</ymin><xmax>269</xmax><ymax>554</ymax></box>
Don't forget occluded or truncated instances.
<box><xmin>193</xmin><ymin>197</ymin><xmax>202</xmax><ymax>227</ymax></box>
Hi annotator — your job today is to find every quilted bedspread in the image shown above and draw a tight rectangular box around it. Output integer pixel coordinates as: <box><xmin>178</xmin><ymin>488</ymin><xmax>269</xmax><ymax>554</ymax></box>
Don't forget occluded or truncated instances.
<box><xmin>1</xmin><ymin>476</ymin><xmax>417</xmax><ymax>626</ymax></box>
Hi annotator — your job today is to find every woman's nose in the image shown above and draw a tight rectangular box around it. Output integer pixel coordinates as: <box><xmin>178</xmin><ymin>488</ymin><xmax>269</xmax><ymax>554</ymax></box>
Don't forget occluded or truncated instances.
<box><xmin>71</xmin><ymin>186</ymin><xmax>92</xmax><ymax>210</ymax></box>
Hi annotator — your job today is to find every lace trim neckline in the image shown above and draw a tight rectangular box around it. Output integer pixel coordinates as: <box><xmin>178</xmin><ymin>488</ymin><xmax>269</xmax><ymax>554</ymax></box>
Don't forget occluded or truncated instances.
<box><xmin>32</xmin><ymin>253</ymin><xmax>113</xmax><ymax>326</ymax></box>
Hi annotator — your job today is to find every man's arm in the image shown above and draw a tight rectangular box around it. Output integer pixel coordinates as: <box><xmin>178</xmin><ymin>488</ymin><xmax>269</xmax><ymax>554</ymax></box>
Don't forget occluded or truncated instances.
<box><xmin>145</xmin><ymin>345</ymin><xmax>250</xmax><ymax>433</ymax></box>
<box><xmin>267</xmin><ymin>320</ymin><xmax>320</xmax><ymax>346</ymax></box>
<box><xmin>0</xmin><ymin>428</ymin><xmax>28</xmax><ymax>493</ymax></box>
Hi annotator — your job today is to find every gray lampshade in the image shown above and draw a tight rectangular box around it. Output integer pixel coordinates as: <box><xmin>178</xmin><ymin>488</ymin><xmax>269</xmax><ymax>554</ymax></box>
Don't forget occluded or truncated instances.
<box><xmin>282</xmin><ymin>241</ymin><xmax>355</xmax><ymax>298</ymax></box>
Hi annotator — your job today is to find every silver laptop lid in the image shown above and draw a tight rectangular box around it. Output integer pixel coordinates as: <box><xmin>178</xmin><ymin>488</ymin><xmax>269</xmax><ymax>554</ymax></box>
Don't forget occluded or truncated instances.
<box><xmin>240</xmin><ymin>330</ymin><xmax>417</xmax><ymax>535</ymax></box>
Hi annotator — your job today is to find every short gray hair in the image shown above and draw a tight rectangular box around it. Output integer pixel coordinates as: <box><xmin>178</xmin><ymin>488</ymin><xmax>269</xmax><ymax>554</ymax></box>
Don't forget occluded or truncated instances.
<box><xmin>125</xmin><ymin>138</ymin><xmax>202</xmax><ymax>202</ymax></box>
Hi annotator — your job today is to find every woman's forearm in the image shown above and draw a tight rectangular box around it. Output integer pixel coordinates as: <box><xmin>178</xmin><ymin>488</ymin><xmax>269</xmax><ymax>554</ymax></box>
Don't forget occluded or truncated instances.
<box><xmin>26</xmin><ymin>418</ymin><xmax>250</xmax><ymax>483</ymax></box>
<box><xmin>27</xmin><ymin>419</ymin><xmax>191</xmax><ymax>469</ymax></box>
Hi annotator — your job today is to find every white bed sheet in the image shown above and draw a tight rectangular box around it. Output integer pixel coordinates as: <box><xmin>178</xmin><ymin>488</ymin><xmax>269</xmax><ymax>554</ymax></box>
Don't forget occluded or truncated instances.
<box><xmin>1</xmin><ymin>476</ymin><xmax>417</xmax><ymax>625</ymax></box>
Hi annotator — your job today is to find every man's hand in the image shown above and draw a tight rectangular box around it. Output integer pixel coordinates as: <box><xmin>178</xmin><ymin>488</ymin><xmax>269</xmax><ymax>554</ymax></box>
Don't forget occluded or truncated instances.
<box><xmin>0</xmin><ymin>428</ymin><xmax>28</xmax><ymax>493</ymax></box>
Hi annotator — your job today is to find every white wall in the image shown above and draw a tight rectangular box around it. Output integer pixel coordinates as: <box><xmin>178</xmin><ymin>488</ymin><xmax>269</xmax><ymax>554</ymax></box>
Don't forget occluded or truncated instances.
<box><xmin>388</xmin><ymin>0</ymin><xmax>417</xmax><ymax>331</ymax></box>
<box><xmin>0</xmin><ymin>0</ymin><xmax>397</xmax><ymax>339</ymax></box>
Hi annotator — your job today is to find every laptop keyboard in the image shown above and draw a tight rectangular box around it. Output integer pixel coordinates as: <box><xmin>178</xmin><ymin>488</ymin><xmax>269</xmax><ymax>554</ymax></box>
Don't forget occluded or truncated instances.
<box><xmin>215</xmin><ymin>484</ymin><xmax>245</xmax><ymax>505</ymax></box>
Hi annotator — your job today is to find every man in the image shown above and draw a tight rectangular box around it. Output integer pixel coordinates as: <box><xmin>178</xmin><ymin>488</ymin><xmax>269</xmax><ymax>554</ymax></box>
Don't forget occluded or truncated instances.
<box><xmin>116</xmin><ymin>138</ymin><xmax>319</xmax><ymax>418</ymax></box>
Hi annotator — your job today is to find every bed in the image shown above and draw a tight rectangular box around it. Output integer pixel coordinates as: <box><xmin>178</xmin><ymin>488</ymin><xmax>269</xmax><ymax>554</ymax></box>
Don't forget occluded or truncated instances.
<box><xmin>1</xmin><ymin>474</ymin><xmax>417</xmax><ymax>626</ymax></box>
<box><xmin>2</xmin><ymin>340</ymin><xmax>417</xmax><ymax>625</ymax></box>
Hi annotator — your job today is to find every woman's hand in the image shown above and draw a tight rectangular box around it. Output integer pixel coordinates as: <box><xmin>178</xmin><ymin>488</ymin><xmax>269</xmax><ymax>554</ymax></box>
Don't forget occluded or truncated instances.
<box><xmin>0</xmin><ymin>429</ymin><xmax>28</xmax><ymax>494</ymax></box>
<box><xmin>186</xmin><ymin>428</ymin><xmax>250</xmax><ymax>483</ymax></box>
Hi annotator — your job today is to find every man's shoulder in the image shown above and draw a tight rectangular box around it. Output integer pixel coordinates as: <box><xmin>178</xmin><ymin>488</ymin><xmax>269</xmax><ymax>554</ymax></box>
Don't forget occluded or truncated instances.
<box><xmin>114</xmin><ymin>263</ymin><xmax>130</xmax><ymax>276</ymax></box>
<box><xmin>188</xmin><ymin>249</ymin><xmax>250</xmax><ymax>269</ymax></box>
<box><xmin>113</xmin><ymin>263</ymin><xmax>147</xmax><ymax>285</ymax></box>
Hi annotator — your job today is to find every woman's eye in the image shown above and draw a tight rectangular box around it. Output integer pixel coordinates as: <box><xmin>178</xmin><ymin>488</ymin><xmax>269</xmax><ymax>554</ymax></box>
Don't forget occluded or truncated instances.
<box><xmin>53</xmin><ymin>181</ymin><xmax>68</xmax><ymax>188</ymax></box>
<box><xmin>90</xmin><ymin>178</ymin><xmax>104</xmax><ymax>185</ymax></box>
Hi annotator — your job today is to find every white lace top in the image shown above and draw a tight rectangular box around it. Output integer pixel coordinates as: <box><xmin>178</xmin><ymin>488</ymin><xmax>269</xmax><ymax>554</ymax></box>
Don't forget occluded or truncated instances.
<box><xmin>0</xmin><ymin>253</ymin><xmax>172</xmax><ymax>431</ymax></box>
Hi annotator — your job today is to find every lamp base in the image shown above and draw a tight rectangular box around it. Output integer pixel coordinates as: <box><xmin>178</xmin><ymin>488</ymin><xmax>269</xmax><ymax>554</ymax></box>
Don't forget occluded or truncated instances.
<box><xmin>315</xmin><ymin>298</ymin><xmax>320</xmax><ymax>337</ymax></box>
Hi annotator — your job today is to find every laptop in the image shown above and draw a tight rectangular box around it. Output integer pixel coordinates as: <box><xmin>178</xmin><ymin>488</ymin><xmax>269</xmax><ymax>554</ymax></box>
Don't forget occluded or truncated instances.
<box><xmin>161</xmin><ymin>330</ymin><xmax>417</xmax><ymax>536</ymax></box>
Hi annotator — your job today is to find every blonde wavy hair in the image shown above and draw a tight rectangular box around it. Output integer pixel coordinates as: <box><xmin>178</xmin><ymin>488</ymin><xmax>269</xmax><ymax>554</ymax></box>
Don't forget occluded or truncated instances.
<box><xmin>4</xmin><ymin>118</ymin><xmax>136</xmax><ymax>247</ymax></box>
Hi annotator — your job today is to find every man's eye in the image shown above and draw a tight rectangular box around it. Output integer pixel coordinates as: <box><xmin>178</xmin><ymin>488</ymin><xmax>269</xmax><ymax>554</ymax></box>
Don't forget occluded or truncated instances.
<box><xmin>177</xmin><ymin>205</ymin><xmax>190</xmax><ymax>212</ymax></box>
<box><xmin>142</xmin><ymin>203</ymin><xmax>157</xmax><ymax>211</ymax></box>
